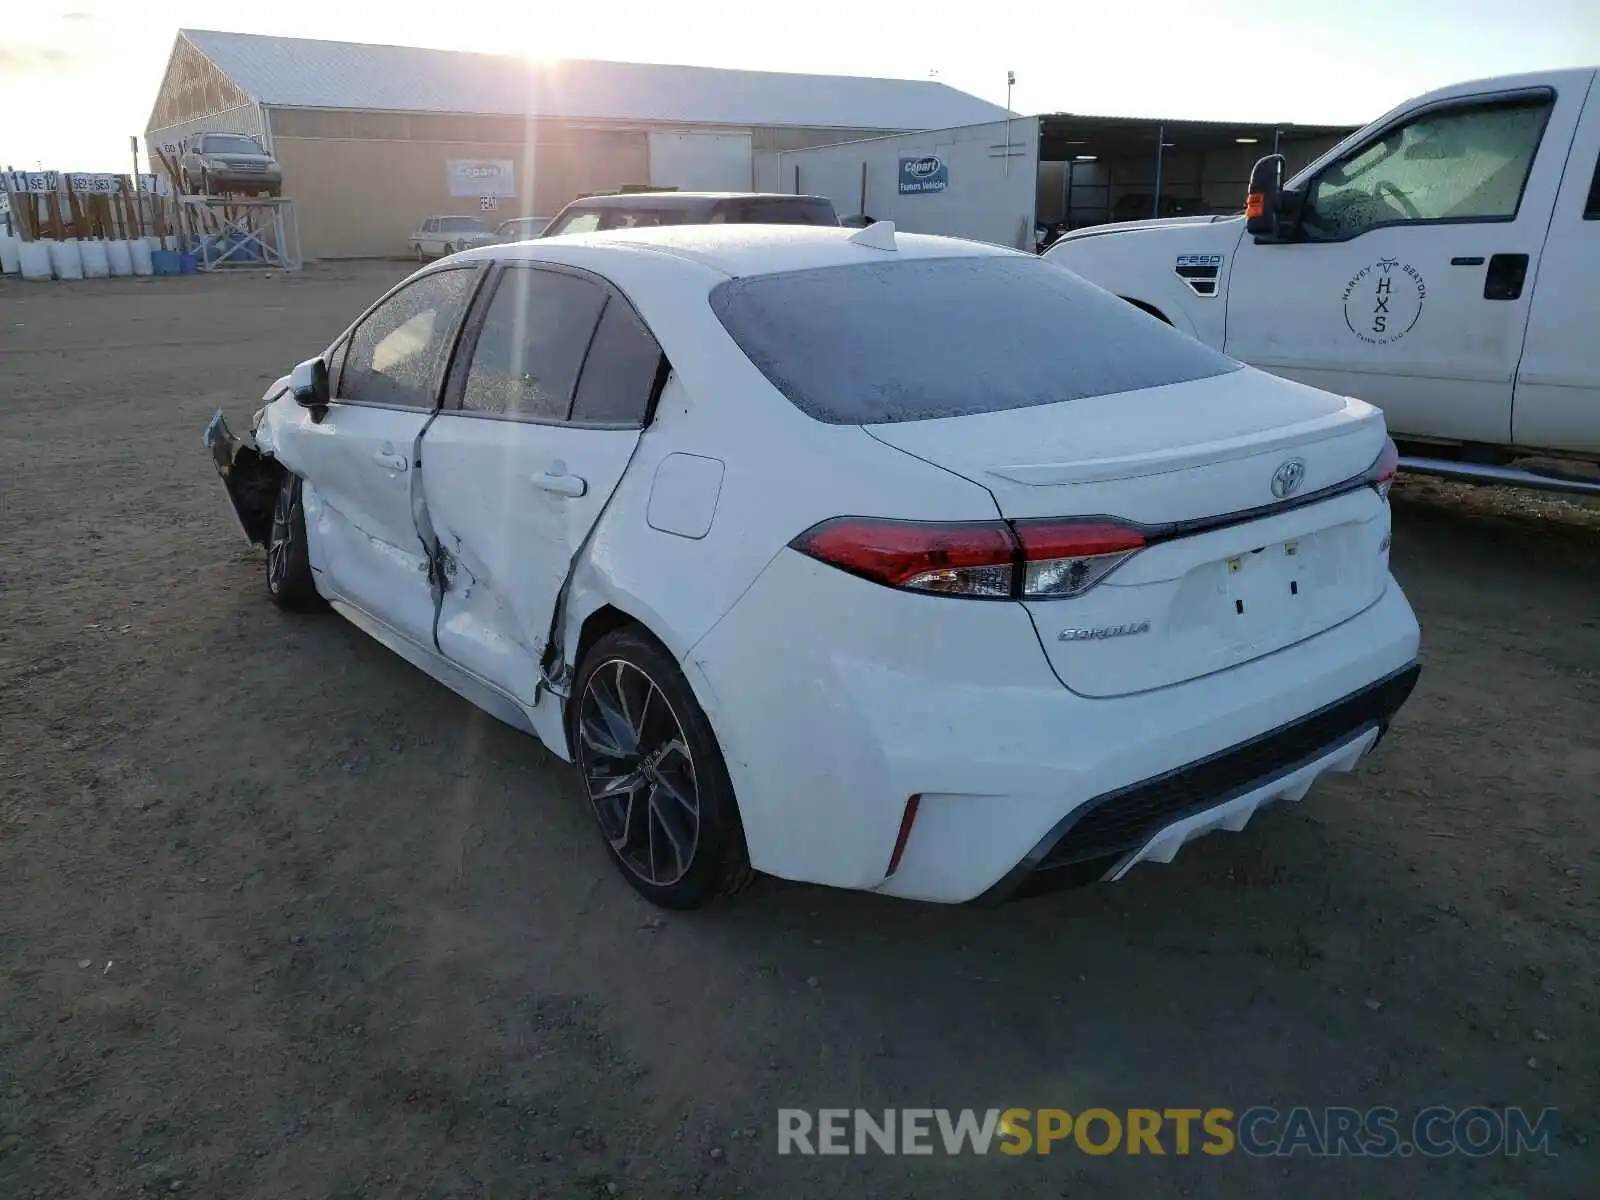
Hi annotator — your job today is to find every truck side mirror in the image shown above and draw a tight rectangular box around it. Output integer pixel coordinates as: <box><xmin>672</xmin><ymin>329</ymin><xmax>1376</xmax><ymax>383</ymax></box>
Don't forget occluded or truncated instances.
<box><xmin>1245</xmin><ymin>154</ymin><xmax>1285</xmax><ymax>236</ymax></box>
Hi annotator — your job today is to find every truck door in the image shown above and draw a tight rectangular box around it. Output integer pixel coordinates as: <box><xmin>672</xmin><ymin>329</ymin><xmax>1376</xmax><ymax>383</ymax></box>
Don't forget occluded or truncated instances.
<box><xmin>1513</xmin><ymin>74</ymin><xmax>1600</xmax><ymax>454</ymax></box>
<box><xmin>1225</xmin><ymin>79</ymin><xmax>1585</xmax><ymax>446</ymax></box>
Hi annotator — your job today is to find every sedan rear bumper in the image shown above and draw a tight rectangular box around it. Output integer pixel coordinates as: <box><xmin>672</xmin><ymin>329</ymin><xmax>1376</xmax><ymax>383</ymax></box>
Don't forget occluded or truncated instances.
<box><xmin>975</xmin><ymin>661</ymin><xmax>1420</xmax><ymax>903</ymax></box>
<box><xmin>686</xmin><ymin>549</ymin><xmax>1422</xmax><ymax>904</ymax></box>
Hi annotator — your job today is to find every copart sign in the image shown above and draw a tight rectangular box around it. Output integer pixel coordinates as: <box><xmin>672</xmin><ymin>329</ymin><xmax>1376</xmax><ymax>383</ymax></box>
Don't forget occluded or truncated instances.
<box><xmin>898</xmin><ymin>155</ymin><xmax>949</xmax><ymax>195</ymax></box>
<box><xmin>447</xmin><ymin>159</ymin><xmax>516</xmax><ymax>198</ymax></box>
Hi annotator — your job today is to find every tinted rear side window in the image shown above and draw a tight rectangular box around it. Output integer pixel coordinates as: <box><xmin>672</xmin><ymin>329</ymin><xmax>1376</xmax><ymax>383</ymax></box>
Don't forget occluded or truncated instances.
<box><xmin>570</xmin><ymin>298</ymin><xmax>667</xmax><ymax>427</ymax></box>
<box><xmin>709</xmin><ymin>256</ymin><xmax>1241</xmax><ymax>424</ymax></box>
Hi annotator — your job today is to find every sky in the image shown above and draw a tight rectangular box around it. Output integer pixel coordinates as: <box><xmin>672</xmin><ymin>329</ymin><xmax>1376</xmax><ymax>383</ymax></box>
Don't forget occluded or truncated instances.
<box><xmin>3</xmin><ymin>0</ymin><xmax>1599</xmax><ymax>172</ymax></box>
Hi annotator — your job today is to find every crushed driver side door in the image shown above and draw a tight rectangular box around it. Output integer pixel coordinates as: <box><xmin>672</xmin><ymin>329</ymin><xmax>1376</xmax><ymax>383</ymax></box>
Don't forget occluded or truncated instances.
<box><xmin>273</xmin><ymin>266</ymin><xmax>482</xmax><ymax>647</ymax></box>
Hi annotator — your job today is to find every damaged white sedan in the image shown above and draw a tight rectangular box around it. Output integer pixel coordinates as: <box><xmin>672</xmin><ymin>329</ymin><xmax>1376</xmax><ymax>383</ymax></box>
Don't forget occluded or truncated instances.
<box><xmin>205</xmin><ymin>224</ymin><xmax>1421</xmax><ymax>909</ymax></box>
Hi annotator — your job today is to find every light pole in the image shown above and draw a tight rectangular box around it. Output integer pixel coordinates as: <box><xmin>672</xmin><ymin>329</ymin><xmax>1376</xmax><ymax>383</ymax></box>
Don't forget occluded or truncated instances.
<box><xmin>1004</xmin><ymin>70</ymin><xmax>1016</xmax><ymax>174</ymax></box>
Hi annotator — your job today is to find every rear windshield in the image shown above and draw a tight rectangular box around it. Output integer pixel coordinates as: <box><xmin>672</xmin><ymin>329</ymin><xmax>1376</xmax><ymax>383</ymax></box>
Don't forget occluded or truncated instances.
<box><xmin>712</xmin><ymin>198</ymin><xmax>838</xmax><ymax>226</ymax></box>
<box><xmin>709</xmin><ymin>256</ymin><xmax>1242</xmax><ymax>424</ymax></box>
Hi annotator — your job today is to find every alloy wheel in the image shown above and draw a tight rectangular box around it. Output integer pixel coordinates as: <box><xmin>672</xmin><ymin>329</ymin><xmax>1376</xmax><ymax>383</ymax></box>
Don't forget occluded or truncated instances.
<box><xmin>576</xmin><ymin>659</ymin><xmax>700</xmax><ymax>887</ymax></box>
<box><xmin>267</xmin><ymin>481</ymin><xmax>292</xmax><ymax>592</ymax></box>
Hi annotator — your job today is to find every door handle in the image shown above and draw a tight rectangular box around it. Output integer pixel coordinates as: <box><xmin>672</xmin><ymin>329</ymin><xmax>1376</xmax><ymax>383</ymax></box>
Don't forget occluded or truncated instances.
<box><xmin>530</xmin><ymin>470</ymin><xmax>587</xmax><ymax>498</ymax></box>
<box><xmin>1483</xmin><ymin>253</ymin><xmax>1529</xmax><ymax>301</ymax></box>
<box><xmin>373</xmin><ymin>448</ymin><xmax>409</xmax><ymax>471</ymax></box>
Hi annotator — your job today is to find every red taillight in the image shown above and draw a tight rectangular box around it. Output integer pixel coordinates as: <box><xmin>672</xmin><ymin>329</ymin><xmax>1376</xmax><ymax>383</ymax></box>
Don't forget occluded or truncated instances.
<box><xmin>790</xmin><ymin>516</ymin><xmax>1145</xmax><ymax>599</ymax></box>
<box><xmin>790</xmin><ymin>517</ymin><xmax>1016</xmax><ymax>597</ymax></box>
<box><xmin>1366</xmin><ymin>437</ymin><xmax>1400</xmax><ymax>499</ymax></box>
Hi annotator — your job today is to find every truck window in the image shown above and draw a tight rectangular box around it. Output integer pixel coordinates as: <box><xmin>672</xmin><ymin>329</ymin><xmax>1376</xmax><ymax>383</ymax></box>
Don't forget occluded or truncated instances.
<box><xmin>709</xmin><ymin>256</ymin><xmax>1241</xmax><ymax>425</ymax></box>
<box><xmin>1300</xmin><ymin>95</ymin><xmax>1553</xmax><ymax>240</ymax></box>
<box><xmin>712</xmin><ymin>198</ymin><xmax>839</xmax><ymax>226</ymax></box>
<box><xmin>546</xmin><ymin>210</ymin><xmax>602</xmax><ymax>236</ymax></box>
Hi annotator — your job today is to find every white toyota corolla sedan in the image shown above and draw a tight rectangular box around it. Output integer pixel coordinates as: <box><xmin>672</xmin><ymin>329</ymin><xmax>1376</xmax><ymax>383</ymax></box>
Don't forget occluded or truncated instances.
<box><xmin>204</xmin><ymin>223</ymin><xmax>1421</xmax><ymax>909</ymax></box>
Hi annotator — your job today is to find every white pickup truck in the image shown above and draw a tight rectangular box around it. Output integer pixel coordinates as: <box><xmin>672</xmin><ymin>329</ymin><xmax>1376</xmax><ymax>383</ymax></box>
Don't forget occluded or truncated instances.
<box><xmin>1046</xmin><ymin>68</ymin><xmax>1600</xmax><ymax>495</ymax></box>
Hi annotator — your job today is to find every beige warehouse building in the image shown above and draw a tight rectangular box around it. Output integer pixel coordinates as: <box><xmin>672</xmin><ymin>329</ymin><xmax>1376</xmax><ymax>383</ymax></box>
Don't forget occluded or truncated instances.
<box><xmin>145</xmin><ymin>29</ymin><xmax>1011</xmax><ymax>259</ymax></box>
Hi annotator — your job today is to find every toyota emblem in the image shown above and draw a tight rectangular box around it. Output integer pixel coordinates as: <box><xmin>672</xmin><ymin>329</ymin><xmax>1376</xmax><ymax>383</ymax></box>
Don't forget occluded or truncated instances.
<box><xmin>1271</xmin><ymin>458</ymin><xmax>1307</xmax><ymax>499</ymax></box>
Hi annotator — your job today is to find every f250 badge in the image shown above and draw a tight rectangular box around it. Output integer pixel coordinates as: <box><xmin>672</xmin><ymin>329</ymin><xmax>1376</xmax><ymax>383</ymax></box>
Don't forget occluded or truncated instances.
<box><xmin>1343</xmin><ymin>257</ymin><xmax>1427</xmax><ymax>345</ymax></box>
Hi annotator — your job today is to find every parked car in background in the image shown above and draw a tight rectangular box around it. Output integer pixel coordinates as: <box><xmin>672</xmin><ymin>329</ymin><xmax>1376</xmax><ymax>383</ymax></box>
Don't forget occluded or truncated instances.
<box><xmin>494</xmin><ymin>216</ymin><xmax>553</xmax><ymax>243</ymax></box>
<box><xmin>1046</xmin><ymin>66</ymin><xmax>1600</xmax><ymax>496</ymax></box>
<box><xmin>203</xmin><ymin>223</ymin><xmax>1419</xmax><ymax>910</ymax></box>
<box><xmin>541</xmin><ymin>192</ymin><xmax>840</xmax><ymax>237</ymax></box>
<box><xmin>411</xmin><ymin>216</ymin><xmax>498</xmax><ymax>260</ymax></box>
<box><xmin>179</xmin><ymin>132</ymin><xmax>282</xmax><ymax>197</ymax></box>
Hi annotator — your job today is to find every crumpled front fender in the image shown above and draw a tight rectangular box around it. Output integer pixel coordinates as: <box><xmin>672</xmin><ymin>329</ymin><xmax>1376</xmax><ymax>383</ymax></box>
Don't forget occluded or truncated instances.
<box><xmin>203</xmin><ymin>409</ymin><xmax>279</xmax><ymax>546</ymax></box>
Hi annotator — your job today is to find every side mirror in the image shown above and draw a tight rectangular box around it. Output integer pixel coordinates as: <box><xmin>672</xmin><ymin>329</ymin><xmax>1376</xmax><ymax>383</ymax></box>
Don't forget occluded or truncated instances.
<box><xmin>1245</xmin><ymin>154</ymin><xmax>1285</xmax><ymax>236</ymax></box>
<box><xmin>1246</xmin><ymin>154</ymin><xmax>1306</xmax><ymax>241</ymax></box>
<box><xmin>290</xmin><ymin>356</ymin><xmax>330</xmax><ymax>414</ymax></box>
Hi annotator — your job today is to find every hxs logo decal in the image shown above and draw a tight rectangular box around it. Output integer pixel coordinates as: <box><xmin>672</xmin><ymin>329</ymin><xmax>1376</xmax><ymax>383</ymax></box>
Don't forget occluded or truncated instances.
<box><xmin>1342</xmin><ymin>257</ymin><xmax>1427</xmax><ymax>345</ymax></box>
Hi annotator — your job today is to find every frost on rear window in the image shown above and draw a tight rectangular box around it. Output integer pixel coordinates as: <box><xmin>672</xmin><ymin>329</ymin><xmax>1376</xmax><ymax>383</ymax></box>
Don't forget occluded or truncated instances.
<box><xmin>708</xmin><ymin>256</ymin><xmax>1242</xmax><ymax>424</ymax></box>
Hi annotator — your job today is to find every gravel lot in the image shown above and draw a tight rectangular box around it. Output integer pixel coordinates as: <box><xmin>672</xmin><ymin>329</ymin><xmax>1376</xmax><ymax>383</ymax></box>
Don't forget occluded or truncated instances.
<box><xmin>2</xmin><ymin>264</ymin><xmax>1596</xmax><ymax>1199</ymax></box>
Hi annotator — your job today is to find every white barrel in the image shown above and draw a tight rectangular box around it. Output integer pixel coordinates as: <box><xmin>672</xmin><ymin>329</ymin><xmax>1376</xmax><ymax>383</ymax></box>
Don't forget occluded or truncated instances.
<box><xmin>80</xmin><ymin>239</ymin><xmax>111</xmax><ymax>279</ymax></box>
<box><xmin>105</xmin><ymin>239</ymin><xmax>134</xmax><ymax>277</ymax></box>
<box><xmin>48</xmin><ymin>239</ymin><xmax>84</xmax><ymax>280</ymax></box>
<box><xmin>0</xmin><ymin>234</ymin><xmax>19</xmax><ymax>274</ymax></box>
<box><xmin>129</xmin><ymin>238</ymin><xmax>154</xmax><ymax>276</ymax></box>
<box><xmin>19</xmin><ymin>240</ymin><xmax>53</xmax><ymax>280</ymax></box>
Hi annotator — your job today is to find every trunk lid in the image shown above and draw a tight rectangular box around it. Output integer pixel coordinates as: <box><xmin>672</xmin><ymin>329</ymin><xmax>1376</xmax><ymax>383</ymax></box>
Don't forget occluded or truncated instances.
<box><xmin>864</xmin><ymin>369</ymin><xmax>1393</xmax><ymax>697</ymax></box>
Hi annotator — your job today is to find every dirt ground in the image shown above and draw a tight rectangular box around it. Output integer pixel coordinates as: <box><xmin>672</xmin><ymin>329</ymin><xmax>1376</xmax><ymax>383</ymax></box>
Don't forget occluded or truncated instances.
<box><xmin>1</xmin><ymin>264</ymin><xmax>1596</xmax><ymax>1200</ymax></box>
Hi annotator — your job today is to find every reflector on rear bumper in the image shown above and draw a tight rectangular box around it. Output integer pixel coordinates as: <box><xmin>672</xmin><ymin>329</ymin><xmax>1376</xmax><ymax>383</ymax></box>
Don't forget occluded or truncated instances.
<box><xmin>976</xmin><ymin>662</ymin><xmax>1421</xmax><ymax>903</ymax></box>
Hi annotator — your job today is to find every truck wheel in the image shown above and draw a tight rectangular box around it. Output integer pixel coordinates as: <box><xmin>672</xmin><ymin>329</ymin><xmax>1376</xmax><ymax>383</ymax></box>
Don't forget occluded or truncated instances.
<box><xmin>1122</xmin><ymin>298</ymin><xmax>1171</xmax><ymax>324</ymax></box>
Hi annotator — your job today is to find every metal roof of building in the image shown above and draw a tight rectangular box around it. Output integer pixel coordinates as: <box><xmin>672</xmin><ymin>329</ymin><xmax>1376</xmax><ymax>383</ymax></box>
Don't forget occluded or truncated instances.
<box><xmin>178</xmin><ymin>30</ymin><xmax>1013</xmax><ymax>131</ymax></box>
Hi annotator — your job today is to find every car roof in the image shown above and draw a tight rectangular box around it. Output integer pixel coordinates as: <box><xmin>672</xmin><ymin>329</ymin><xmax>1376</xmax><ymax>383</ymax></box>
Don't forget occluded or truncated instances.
<box><xmin>561</xmin><ymin>192</ymin><xmax>832</xmax><ymax>210</ymax></box>
<box><xmin>495</xmin><ymin>223</ymin><xmax>1016</xmax><ymax>280</ymax></box>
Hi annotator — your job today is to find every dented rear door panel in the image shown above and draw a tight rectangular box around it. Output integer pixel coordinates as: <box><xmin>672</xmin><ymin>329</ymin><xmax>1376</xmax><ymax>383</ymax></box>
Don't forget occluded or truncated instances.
<box><xmin>421</xmin><ymin>417</ymin><xmax>641</xmax><ymax>705</ymax></box>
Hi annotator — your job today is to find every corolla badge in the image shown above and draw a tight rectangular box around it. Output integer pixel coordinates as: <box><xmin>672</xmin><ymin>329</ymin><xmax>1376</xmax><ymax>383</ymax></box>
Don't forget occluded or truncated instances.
<box><xmin>1058</xmin><ymin>621</ymin><xmax>1151</xmax><ymax>642</ymax></box>
<box><xmin>1271</xmin><ymin>458</ymin><xmax>1307</xmax><ymax>499</ymax></box>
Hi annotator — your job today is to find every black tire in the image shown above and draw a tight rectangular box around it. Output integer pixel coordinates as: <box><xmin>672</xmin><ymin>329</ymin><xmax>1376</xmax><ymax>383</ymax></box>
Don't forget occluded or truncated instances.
<box><xmin>266</xmin><ymin>471</ymin><xmax>324</xmax><ymax>612</ymax></box>
<box><xmin>569</xmin><ymin>625</ymin><xmax>754</xmax><ymax>909</ymax></box>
